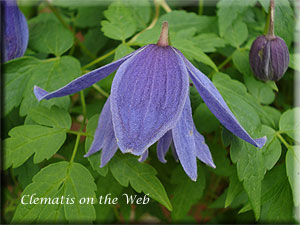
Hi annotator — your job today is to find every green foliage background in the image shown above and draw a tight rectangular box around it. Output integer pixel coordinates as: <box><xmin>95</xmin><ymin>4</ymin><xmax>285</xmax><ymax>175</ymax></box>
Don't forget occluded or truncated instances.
<box><xmin>2</xmin><ymin>0</ymin><xmax>299</xmax><ymax>223</ymax></box>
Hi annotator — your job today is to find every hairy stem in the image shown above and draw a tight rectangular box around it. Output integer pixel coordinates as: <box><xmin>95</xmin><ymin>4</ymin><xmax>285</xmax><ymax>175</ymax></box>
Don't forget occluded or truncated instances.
<box><xmin>66</xmin><ymin>130</ymin><xmax>93</xmax><ymax>137</ymax></box>
<box><xmin>268</xmin><ymin>0</ymin><xmax>275</xmax><ymax>36</ymax></box>
<box><xmin>276</xmin><ymin>132</ymin><xmax>291</xmax><ymax>149</ymax></box>
<box><xmin>198</xmin><ymin>0</ymin><xmax>203</xmax><ymax>15</ymax></box>
<box><xmin>47</xmin><ymin>1</ymin><xmax>95</xmax><ymax>59</ymax></box>
<box><xmin>159</xmin><ymin>0</ymin><xmax>172</xmax><ymax>13</ymax></box>
<box><xmin>128</xmin><ymin>0</ymin><xmax>160</xmax><ymax>44</ymax></box>
<box><xmin>92</xmin><ymin>84</ymin><xmax>110</xmax><ymax>98</ymax></box>
<box><xmin>82</xmin><ymin>49</ymin><xmax>116</xmax><ymax>70</ymax></box>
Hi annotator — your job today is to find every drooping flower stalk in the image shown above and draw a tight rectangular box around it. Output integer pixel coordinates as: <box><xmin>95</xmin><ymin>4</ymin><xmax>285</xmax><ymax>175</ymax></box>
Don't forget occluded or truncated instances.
<box><xmin>34</xmin><ymin>21</ymin><xmax>266</xmax><ymax>181</ymax></box>
<box><xmin>249</xmin><ymin>0</ymin><xmax>289</xmax><ymax>81</ymax></box>
<box><xmin>268</xmin><ymin>0</ymin><xmax>275</xmax><ymax>37</ymax></box>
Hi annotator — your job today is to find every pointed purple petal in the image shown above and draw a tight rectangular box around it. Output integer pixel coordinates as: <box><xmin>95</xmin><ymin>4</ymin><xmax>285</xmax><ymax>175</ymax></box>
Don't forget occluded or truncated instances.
<box><xmin>193</xmin><ymin>128</ymin><xmax>216</xmax><ymax>168</ymax></box>
<box><xmin>111</xmin><ymin>44</ymin><xmax>189</xmax><ymax>155</ymax></box>
<box><xmin>172</xmin><ymin>98</ymin><xmax>197</xmax><ymax>181</ymax></box>
<box><xmin>171</xmin><ymin>141</ymin><xmax>179</xmax><ymax>162</ymax></box>
<box><xmin>84</xmin><ymin>98</ymin><xmax>112</xmax><ymax>157</ymax></box>
<box><xmin>176</xmin><ymin>50</ymin><xmax>267</xmax><ymax>149</ymax></box>
<box><xmin>138</xmin><ymin>149</ymin><xmax>149</xmax><ymax>162</ymax></box>
<box><xmin>3</xmin><ymin>0</ymin><xmax>29</xmax><ymax>62</ymax></box>
<box><xmin>100</xmin><ymin>139</ymin><xmax>118</xmax><ymax>167</ymax></box>
<box><xmin>157</xmin><ymin>131</ymin><xmax>172</xmax><ymax>163</ymax></box>
<box><xmin>34</xmin><ymin>48</ymin><xmax>144</xmax><ymax>101</ymax></box>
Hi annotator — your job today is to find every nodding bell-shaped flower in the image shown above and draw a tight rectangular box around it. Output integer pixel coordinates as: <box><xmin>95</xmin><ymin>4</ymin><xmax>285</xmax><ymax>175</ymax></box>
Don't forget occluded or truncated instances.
<box><xmin>2</xmin><ymin>0</ymin><xmax>29</xmax><ymax>62</ymax></box>
<box><xmin>34</xmin><ymin>22</ymin><xmax>266</xmax><ymax>181</ymax></box>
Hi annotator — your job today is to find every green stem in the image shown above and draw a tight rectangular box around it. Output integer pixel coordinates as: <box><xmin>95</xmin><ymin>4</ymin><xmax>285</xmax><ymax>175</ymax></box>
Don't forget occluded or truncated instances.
<box><xmin>208</xmin><ymin>53</ymin><xmax>234</xmax><ymax>78</ymax></box>
<box><xmin>159</xmin><ymin>0</ymin><xmax>172</xmax><ymax>13</ymax></box>
<box><xmin>92</xmin><ymin>84</ymin><xmax>110</xmax><ymax>98</ymax></box>
<box><xmin>112</xmin><ymin>205</ymin><xmax>122</xmax><ymax>222</ymax></box>
<box><xmin>217</xmin><ymin>54</ymin><xmax>233</xmax><ymax>71</ymax></box>
<box><xmin>66</xmin><ymin>130</ymin><xmax>92</xmax><ymax>137</ymax></box>
<box><xmin>276</xmin><ymin>132</ymin><xmax>291</xmax><ymax>149</ymax></box>
<box><xmin>79</xmin><ymin>91</ymin><xmax>87</xmax><ymax>131</ymax></box>
<box><xmin>47</xmin><ymin>1</ymin><xmax>95</xmax><ymax>59</ymax></box>
<box><xmin>264</xmin><ymin>7</ymin><xmax>271</xmax><ymax>35</ymax></box>
<box><xmin>82</xmin><ymin>49</ymin><xmax>116</xmax><ymax>70</ymax></box>
<box><xmin>69</xmin><ymin>91</ymin><xmax>87</xmax><ymax>163</ymax></box>
<box><xmin>128</xmin><ymin>0</ymin><xmax>160</xmax><ymax>44</ymax></box>
<box><xmin>46</xmin><ymin>3</ymin><xmax>69</xmax><ymax>30</ymax></box>
<box><xmin>198</xmin><ymin>0</ymin><xmax>203</xmax><ymax>15</ymax></box>
<box><xmin>70</xmin><ymin>134</ymin><xmax>81</xmax><ymax>163</ymax></box>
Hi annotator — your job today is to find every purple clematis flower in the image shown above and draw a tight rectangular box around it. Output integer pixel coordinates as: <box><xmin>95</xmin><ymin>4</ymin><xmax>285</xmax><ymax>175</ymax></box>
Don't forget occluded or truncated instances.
<box><xmin>34</xmin><ymin>22</ymin><xmax>266</xmax><ymax>181</ymax></box>
<box><xmin>2</xmin><ymin>0</ymin><xmax>29</xmax><ymax>62</ymax></box>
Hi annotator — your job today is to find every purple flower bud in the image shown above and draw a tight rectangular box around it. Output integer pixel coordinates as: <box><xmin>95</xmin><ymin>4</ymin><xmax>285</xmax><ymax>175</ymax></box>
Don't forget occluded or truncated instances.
<box><xmin>249</xmin><ymin>35</ymin><xmax>289</xmax><ymax>81</ymax></box>
<box><xmin>2</xmin><ymin>0</ymin><xmax>29</xmax><ymax>62</ymax></box>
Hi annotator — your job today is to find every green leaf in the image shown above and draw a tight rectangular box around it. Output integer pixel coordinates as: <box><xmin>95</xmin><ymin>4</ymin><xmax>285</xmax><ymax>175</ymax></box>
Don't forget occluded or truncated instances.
<box><xmin>29</xmin><ymin>16</ymin><xmax>74</xmax><ymax>56</ymax></box>
<box><xmin>4</xmin><ymin>57</ymin><xmax>39</xmax><ymax>116</ymax></box>
<box><xmin>230</xmin><ymin>137</ymin><xmax>264</xmax><ymax>220</ymax></box>
<box><xmin>4</xmin><ymin>106</ymin><xmax>71</xmax><ymax>169</ymax></box>
<box><xmin>5</xmin><ymin>125</ymin><xmax>66</xmax><ymax>168</ymax></box>
<box><xmin>74</xmin><ymin>7</ymin><xmax>105</xmax><ymax>28</ymax></box>
<box><xmin>232</xmin><ymin>50</ymin><xmax>252</xmax><ymax>76</ymax></box>
<box><xmin>240</xmin><ymin>165</ymin><xmax>294</xmax><ymax>223</ymax></box>
<box><xmin>213</xmin><ymin>72</ymin><xmax>274</xmax><ymax>128</ymax></box>
<box><xmin>124</xmin><ymin>0</ymin><xmax>151</xmax><ymax>31</ymax></box>
<box><xmin>224</xmin><ymin>20</ymin><xmax>248</xmax><ymax>48</ymax></box>
<box><xmin>193</xmin><ymin>33</ymin><xmax>226</xmax><ymax>53</ymax></box>
<box><xmin>260</xmin><ymin>174</ymin><xmax>294</xmax><ymax>223</ymax></box>
<box><xmin>225</xmin><ymin>170</ymin><xmax>243</xmax><ymax>208</ymax></box>
<box><xmin>170</xmin><ymin>166</ymin><xmax>205</xmax><ymax>221</ymax></box>
<box><xmin>158</xmin><ymin>10</ymin><xmax>216</xmax><ymax>32</ymax></box>
<box><xmin>114</xmin><ymin>44</ymin><xmax>135</xmax><ymax>60</ymax></box>
<box><xmin>101</xmin><ymin>2</ymin><xmax>136</xmax><ymax>41</ymax></box>
<box><xmin>289</xmin><ymin>53</ymin><xmax>300</xmax><ymax>71</ymax></box>
<box><xmin>286</xmin><ymin>145</ymin><xmax>300</xmax><ymax>207</ymax></box>
<box><xmin>279</xmin><ymin>107</ymin><xmax>300</xmax><ymax>142</ymax></box>
<box><xmin>134</xmin><ymin>10</ymin><xmax>216</xmax><ymax>45</ymax></box>
<box><xmin>109</xmin><ymin>153</ymin><xmax>172</xmax><ymax>211</ymax></box>
<box><xmin>260</xmin><ymin>125</ymin><xmax>281</xmax><ymax>171</ymax></box>
<box><xmin>230</xmin><ymin>125</ymin><xmax>281</xmax><ymax>218</ymax></box>
<box><xmin>171</xmin><ymin>30</ymin><xmax>218</xmax><ymax>71</ymax></box>
<box><xmin>83</xmin><ymin>27</ymin><xmax>108</xmax><ymax>55</ymax></box>
<box><xmin>274</xmin><ymin>0</ymin><xmax>294</xmax><ymax>46</ymax></box>
<box><xmin>217</xmin><ymin>0</ymin><xmax>256</xmax><ymax>36</ymax></box>
<box><xmin>14</xmin><ymin>157</ymin><xmax>40</xmax><ymax>189</ymax></box>
<box><xmin>193</xmin><ymin>103</ymin><xmax>219</xmax><ymax>133</ymax></box>
<box><xmin>94</xmin><ymin>172</ymin><xmax>123</xmax><ymax>223</ymax></box>
<box><xmin>244</xmin><ymin>75</ymin><xmax>275</xmax><ymax>105</ymax></box>
<box><xmin>257</xmin><ymin>0</ymin><xmax>269</xmax><ymax>12</ymax></box>
<box><xmin>4</xmin><ymin>56</ymin><xmax>81</xmax><ymax>116</ymax></box>
<box><xmin>27</xmin><ymin>106</ymin><xmax>72</xmax><ymax>129</ymax></box>
<box><xmin>262</xmin><ymin>106</ymin><xmax>281</xmax><ymax>129</ymax></box>
<box><xmin>12</xmin><ymin>161</ymin><xmax>97</xmax><ymax>223</ymax></box>
<box><xmin>213</xmin><ymin>72</ymin><xmax>261</xmax><ymax>133</ymax></box>
<box><xmin>85</xmin><ymin>114</ymin><xmax>109</xmax><ymax>177</ymax></box>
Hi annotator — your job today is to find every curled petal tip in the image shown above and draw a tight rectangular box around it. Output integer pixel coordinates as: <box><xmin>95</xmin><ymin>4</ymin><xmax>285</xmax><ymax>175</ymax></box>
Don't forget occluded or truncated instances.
<box><xmin>138</xmin><ymin>149</ymin><xmax>149</xmax><ymax>162</ymax></box>
<box><xmin>160</xmin><ymin>159</ymin><xmax>167</xmax><ymax>163</ymax></box>
<box><xmin>210</xmin><ymin>162</ymin><xmax>216</xmax><ymax>169</ymax></box>
<box><xmin>255</xmin><ymin>136</ymin><xmax>267</xmax><ymax>149</ymax></box>
<box><xmin>191</xmin><ymin>176</ymin><xmax>197</xmax><ymax>182</ymax></box>
<box><xmin>34</xmin><ymin>86</ymin><xmax>49</xmax><ymax>102</ymax></box>
<box><xmin>83</xmin><ymin>153</ymin><xmax>90</xmax><ymax>158</ymax></box>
